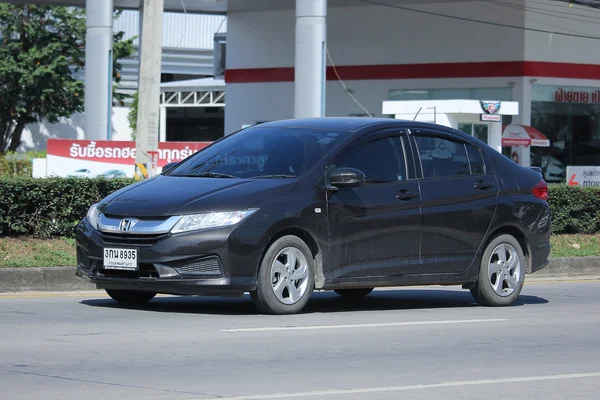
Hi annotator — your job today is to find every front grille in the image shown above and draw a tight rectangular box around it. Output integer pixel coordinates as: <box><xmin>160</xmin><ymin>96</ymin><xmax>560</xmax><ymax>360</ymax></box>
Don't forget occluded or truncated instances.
<box><xmin>99</xmin><ymin>231</ymin><xmax>170</xmax><ymax>247</ymax></box>
<box><xmin>99</xmin><ymin>263</ymin><xmax>159</xmax><ymax>279</ymax></box>
<box><xmin>171</xmin><ymin>256</ymin><xmax>223</xmax><ymax>276</ymax></box>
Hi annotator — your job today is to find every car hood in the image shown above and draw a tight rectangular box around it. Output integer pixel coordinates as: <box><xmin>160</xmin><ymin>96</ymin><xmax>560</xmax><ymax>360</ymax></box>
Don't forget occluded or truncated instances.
<box><xmin>99</xmin><ymin>175</ymin><xmax>297</xmax><ymax>217</ymax></box>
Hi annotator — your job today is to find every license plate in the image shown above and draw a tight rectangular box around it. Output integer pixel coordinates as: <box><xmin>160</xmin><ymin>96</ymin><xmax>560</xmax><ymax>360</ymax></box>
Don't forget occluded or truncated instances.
<box><xmin>103</xmin><ymin>248</ymin><xmax>138</xmax><ymax>270</ymax></box>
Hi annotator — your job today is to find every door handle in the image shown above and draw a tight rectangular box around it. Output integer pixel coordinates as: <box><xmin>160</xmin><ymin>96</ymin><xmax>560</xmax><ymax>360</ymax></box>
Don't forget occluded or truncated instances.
<box><xmin>474</xmin><ymin>180</ymin><xmax>495</xmax><ymax>190</ymax></box>
<box><xmin>397</xmin><ymin>189</ymin><xmax>419</xmax><ymax>201</ymax></box>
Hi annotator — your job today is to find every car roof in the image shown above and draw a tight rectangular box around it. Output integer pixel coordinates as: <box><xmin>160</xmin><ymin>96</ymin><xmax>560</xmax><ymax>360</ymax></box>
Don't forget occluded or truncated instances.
<box><xmin>255</xmin><ymin>117</ymin><xmax>458</xmax><ymax>134</ymax></box>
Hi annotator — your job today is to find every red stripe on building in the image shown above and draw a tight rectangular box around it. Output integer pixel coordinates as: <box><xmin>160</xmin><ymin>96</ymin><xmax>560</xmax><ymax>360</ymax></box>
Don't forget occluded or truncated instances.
<box><xmin>225</xmin><ymin>61</ymin><xmax>600</xmax><ymax>83</ymax></box>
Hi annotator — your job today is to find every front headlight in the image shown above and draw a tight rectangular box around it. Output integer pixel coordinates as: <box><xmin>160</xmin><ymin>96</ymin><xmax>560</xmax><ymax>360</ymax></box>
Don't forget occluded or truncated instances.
<box><xmin>171</xmin><ymin>209</ymin><xmax>258</xmax><ymax>234</ymax></box>
<box><xmin>87</xmin><ymin>203</ymin><xmax>101</xmax><ymax>230</ymax></box>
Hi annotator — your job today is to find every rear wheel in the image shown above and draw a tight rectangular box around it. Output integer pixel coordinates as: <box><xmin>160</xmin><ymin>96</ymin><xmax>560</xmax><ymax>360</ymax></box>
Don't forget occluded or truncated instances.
<box><xmin>334</xmin><ymin>288</ymin><xmax>374</xmax><ymax>298</ymax></box>
<box><xmin>470</xmin><ymin>234</ymin><xmax>525</xmax><ymax>306</ymax></box>
<box><xmin>250</xmin><ymin>235</ymin><xmax>314</xmax><ymax>315</ymax></box>
<box><xmin>105</xmin><ymin>289</ymin><xmax>156</xmax><ymax>305</ymax></box>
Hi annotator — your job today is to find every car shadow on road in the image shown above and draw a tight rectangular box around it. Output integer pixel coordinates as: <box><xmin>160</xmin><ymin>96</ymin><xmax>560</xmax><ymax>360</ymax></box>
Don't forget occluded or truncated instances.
<box><xmin>79</xmin><ymin>288</ymin><xmax>548</xmax><ymax>315</ymax></box>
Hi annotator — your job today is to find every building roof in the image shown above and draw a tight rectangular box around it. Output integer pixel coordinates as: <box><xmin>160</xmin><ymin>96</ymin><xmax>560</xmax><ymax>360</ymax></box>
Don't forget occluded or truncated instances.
<box><xmin>16</xmin><ymin>0</ymin><xmax>593</xmax><ymax>14</ymax></box>
<box><xmin>160</xmin><ymin>77</ymin><xmax>225</xmax><ymax>92</ymax></box>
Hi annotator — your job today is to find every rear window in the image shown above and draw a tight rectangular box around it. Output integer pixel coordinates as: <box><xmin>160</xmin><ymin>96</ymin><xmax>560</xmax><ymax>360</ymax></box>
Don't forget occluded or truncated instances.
<box><xmin>414</xmin><ymin>136</ymin><xmax>471</xmax><ymax>178</ymax></box>
<box><xmin>466</xmin><ymin>145</ymin><xmax>486</xmax><ymax>174</ymax></box>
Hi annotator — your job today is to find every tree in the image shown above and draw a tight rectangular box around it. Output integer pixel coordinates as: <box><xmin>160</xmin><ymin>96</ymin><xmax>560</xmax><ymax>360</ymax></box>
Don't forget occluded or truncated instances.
<box><xmin>0</xmin><ymin>5</ymin><xmax>135</xmax><ymax>153</ymax></box>
<box><xmin>127</xmin><ymin>89</ymin><xmax>139</xmax><ymax>140</ymax></box>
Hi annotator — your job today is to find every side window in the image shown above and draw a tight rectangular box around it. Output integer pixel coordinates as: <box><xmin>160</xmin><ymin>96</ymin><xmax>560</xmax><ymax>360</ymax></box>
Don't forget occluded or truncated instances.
<box><xmin>413</xmin><ymin>135</ymin><xmax>470</xmax><ymax>178</ymax></box>
<box><xmin>466</xmin><ymin>145</ymin><xmax>486</xmax><ymax>174</ymax></box>
<box><xmin>336</xmin><ymin>136</ymin><xmax>406</xmax><ymax>183</ymax></box>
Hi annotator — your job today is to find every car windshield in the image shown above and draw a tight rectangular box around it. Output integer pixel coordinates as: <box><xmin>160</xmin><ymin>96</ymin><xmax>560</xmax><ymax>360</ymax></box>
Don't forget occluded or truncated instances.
<box><xmin>167</xmin><ymin>126</ymin><xmax>350</xmax><ymax>179</ymax></box>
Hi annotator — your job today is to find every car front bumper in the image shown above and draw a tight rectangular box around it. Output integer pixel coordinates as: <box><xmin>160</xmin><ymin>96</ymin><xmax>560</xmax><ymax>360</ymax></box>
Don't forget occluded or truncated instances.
<box><xmin>75</xmin><ymin>218</ymin><xmax>260</xmax><ymax>296</ymax></box>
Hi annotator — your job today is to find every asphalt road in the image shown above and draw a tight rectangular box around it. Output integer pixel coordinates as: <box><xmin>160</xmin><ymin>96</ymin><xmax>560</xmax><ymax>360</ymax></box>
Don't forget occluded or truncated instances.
<box><xmin>1</xmin><ymin>280</ymin><xmax>600</xmax><ymax>400</ymax></box>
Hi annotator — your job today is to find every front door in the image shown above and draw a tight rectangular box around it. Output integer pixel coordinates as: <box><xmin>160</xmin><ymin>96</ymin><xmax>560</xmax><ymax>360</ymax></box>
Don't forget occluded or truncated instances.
<box><xmin>325</xmin><ymin>130</ymin><xmax>422</xmax><ymax>281</ymax></box>
<box><xmin>409</xmin><ymin>128</ymin><xmax>498</xmax><ymax>274</ymax></box>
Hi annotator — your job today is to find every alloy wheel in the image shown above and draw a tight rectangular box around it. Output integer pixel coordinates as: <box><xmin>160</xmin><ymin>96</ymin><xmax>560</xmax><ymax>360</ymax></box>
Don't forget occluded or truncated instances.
<box><xmin>488</xmin><ymin>243</ymin><xmax>522</xmax><ymax>297</ymax></box>
<box><xmin>270</xmin><ymin>247</ymin><xmax>310</xmax><ymax>305</ymax></box>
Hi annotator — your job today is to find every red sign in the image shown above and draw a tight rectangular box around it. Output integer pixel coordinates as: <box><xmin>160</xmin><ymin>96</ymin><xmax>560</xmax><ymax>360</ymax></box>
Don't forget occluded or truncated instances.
<box><xmin>554</xmin><ymin>88</ymin><xmax>600</xmax><ymax>104</ymax></box>
<box><xmin>47</xmin><ymin>139</ymin><xmax>211</xmax><ymax>167</ymax></box>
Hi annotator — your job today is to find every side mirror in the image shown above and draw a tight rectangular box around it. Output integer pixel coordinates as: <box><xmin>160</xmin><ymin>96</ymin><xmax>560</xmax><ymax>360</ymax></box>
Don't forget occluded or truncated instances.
<box><xmin>330</xmin><ymin>167</ymin><xmax>366</xmax><ymax>188</ymax></box>
<box><xmin>162</xmin><ymin>162</ymin><xmax>178</xmax><ymax>174</ymax></box>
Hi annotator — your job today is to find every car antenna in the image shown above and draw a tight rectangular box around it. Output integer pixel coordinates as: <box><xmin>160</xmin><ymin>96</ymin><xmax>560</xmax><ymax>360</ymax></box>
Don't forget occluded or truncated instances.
<box><xmin>413</xmin><ymin>107</ymin><xmax>422</xmax><ymax>121</ymax></box>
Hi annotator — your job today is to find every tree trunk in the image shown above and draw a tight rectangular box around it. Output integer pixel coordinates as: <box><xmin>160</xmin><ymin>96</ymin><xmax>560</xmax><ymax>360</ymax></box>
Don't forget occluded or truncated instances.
<box><xmin>0</xmin><ymin>119</ymin><xmax>11</xmax><ymax>154</ymax></box>
<box><xmin>8</xmin><ymin>118</ymin><xmax>27</xmax><ymax>152</ymax></box>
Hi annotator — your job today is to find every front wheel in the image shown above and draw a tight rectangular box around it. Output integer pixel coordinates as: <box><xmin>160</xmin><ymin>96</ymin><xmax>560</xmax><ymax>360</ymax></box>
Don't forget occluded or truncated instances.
<box><xmin>250</xmin><ymin>235</ymin><xmax>314</xmax><ymax>315</ymax></box>
<box><xmin>470</xmin><ymin>234</ymin><xmax>526</xmax><ymax>306</ymax></box>
<box><xmin>106</xmin><ymin>289</ymin><xmax>156</xmax><ymax>305</ymax></box>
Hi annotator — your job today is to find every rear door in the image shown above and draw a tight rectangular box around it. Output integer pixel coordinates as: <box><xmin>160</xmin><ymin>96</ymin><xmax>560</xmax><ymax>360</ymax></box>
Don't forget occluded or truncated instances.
<box><xmin>326</xmin><ymin>128</ymin><xmax>422</xmax><ymax>280</ymax></box>
<box><xmin>409</xmin><ymin>128</ymin><xmax>498</xmax><ymax>274</ymax></box>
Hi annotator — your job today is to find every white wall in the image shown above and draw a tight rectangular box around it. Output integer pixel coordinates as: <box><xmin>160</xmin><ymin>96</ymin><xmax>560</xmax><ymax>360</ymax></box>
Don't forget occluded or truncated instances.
<box><xmin>524</xmin><ymin>0</ymin><xmax>600</xmax><ymax>64</ymax></box>
<box><xmin>19</xmin><ymin>108</ymin><xmax>133</xmax><ymax>152</ymax></box>
<box><xmin>227</xmin><ymin>2</ymin><xmax>526</xmax><ymax>69</ymax></box>
<box><xmin>225</xmin><ymin>1</ymin><xmax>600</xmax><ymax>134</ymax></box>
<box><xmin>225</xmin><ymin>2</ymin><xmax>527</xmax><ymax>133</ymax></box>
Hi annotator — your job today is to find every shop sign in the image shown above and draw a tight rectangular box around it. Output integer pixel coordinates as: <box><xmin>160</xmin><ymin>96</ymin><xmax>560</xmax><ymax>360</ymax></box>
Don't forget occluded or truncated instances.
<box><xmin>481</xmin><ymin>114</ymin><xmax>501</xmax><ymax>122</ymax></box>
<box><xmin>480</xmin><ymin>101</ymin><xmax>501</xmax><ymax>114</ymax></box>
<box><xmin>554</xmin><ymin>88</ymin><xmax>600</xmax><ymax>104</ymax></box>
<box><xmin>45</xmin><ymin>139</ymin><xmax>211</xmax><ymax>178</ymax></box>
<box><xmin>566</xmin><ymin>166</ymin><xmax>600</xmax><ymax>187</ymax></box>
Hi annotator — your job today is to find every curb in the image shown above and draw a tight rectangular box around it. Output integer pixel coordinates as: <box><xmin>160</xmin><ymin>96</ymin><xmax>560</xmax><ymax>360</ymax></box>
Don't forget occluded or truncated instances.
<box><xmin>0</xmin><ymin>258</ymin><xmax>599</xmax><ymax>293</ymax></box>
<box><xmin>0</xmin><ymin>267</ymin><xmax>95</xmax><ymax>293</ymax></box>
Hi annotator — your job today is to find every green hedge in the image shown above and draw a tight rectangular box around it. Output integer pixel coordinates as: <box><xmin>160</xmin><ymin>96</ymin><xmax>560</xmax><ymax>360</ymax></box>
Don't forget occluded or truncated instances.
<box><xmin>0</xmin><ymin>177</ymin><xmax>135</xmax><ymax>238</ymax></box>
<box><xmin>547</xmin><ymin>184</ymin><xmax>600</xmax><ymax>235</ymax></box>
<box><xmin>0</xmin><ymin>178</ymin><xmax>599</xmax><ymax>238</ymax></box>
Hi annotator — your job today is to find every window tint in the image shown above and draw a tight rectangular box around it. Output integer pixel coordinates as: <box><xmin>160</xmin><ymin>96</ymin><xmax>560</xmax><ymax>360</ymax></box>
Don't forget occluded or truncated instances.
<box><xmin>466</xmin><ymin>145</ymin><xmax>486</xmax><ymax>174</ymax></box>
<box><xmin>167</xmin><ymin>127</ymin><xmax>349</xmax><ymax>179</ymax></box>
<box><xmin>336</xmin><ymin>137</ymin><xmax>406</xmax><ymax>183</ymax></box>
<box><xmin>414</xmin><ymin>135</ymin><xmax>470</xmax><ymax>178</ymax></box>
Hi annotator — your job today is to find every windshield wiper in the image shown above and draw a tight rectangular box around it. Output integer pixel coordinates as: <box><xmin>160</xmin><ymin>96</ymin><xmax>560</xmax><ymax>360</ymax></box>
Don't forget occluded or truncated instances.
<box><xmin>177</xmin><ymin>172</ymin><xmax>239</xmax><ymax>179</ymax></box>
<box><xmin>249</xmin><ymin>174</ymin><xmax>296</xmax><ymax>179</ymax></box>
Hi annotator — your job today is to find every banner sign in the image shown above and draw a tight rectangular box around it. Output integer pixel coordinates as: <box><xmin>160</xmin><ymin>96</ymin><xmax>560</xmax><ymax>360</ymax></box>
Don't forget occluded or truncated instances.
<box><xmin>46</xmin><ymin>139</ymin><xmax>211</xmax><ymax>178</ymax></box>
<box><xmin>566</xmin><ymin>166</ymin><xmax>600</xmax><ymax>187</ymax></box>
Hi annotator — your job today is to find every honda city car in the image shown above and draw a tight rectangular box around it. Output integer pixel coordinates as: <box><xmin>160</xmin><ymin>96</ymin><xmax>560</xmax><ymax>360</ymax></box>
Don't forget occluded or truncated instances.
<box><xmin>75</xmin><ymin>118</ymin><xmax>551</xmax><ymax>315</ymax></box>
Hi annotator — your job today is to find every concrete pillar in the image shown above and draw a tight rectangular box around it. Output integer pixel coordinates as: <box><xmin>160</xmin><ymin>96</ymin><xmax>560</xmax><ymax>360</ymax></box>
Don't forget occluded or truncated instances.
<box><xmin>135</xmin><ymin>0</ymin><xmax>164</xmax><ymax>178</ymax></box>
<box><xmin>511</xmin><ymin>78</ymin><xmax>533</xmax><ymax>166</ymax></box>
<box><xmin>489</xmin><ymin>122</ymin><xmax>502</xmax><ymax>154</ymax></box>
<box><xmin>84</xmin><ymin>0</ymin><xmax>114</xmax><ymax>140</ymax></box>
<box><xmin>294</xmin><ymin>0</ymin><xmax>327</xmax><ymax>119</ymax></box>
<box><xmin>159</xmin><ymin>106</ymin><xmax>167</xmax><ymax>142</ymax></box>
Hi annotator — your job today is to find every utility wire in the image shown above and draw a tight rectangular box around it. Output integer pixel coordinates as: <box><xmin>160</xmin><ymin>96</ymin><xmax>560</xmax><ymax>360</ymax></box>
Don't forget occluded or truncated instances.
<box><xmin>474</xmin><ymin>0</ymin><xmax>600</xmax><ymax>36</ymax></box>
<box><xmin>488</xmin><ymin>0</ymin><xmax>600</xmax><ymax>25</ymax></box>
<box><xmin>325</xmin><ymin>46</ymin><xmax>373</xmax><ymax>117</ymax></box>
<box><xmin>357</xmin><ymin>0</ymin><xmax>600</xmax><ymax>40</ymax></box>
<box><xmin>175</xmin><ymin>0</ymin><xmax>187</xmax><ymax>48</ymax></box>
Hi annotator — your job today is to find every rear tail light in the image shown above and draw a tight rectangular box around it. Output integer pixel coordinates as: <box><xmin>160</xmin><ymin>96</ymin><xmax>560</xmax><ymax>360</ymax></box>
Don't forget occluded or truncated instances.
<box><xmin>532</xmin><ymin>180</ymin><xmax>549</xmax><ymax>200</ymax></box>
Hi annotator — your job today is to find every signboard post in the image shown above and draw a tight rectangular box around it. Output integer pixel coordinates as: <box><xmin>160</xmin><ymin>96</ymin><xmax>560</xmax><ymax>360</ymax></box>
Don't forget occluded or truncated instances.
<box><xmin>566</xmin><ymin>166</ymin><xmax>600</xmax><ymax>187</ymax></box>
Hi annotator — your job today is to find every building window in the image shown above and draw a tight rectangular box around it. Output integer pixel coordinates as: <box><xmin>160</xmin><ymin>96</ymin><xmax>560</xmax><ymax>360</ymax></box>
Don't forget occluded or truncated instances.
<box><xmin>389</xmin><ymin>87</ymin><xmax>513</xmax><ymax>102</ymax></box>
<box><xmin>531</xmin><ymin>84</ymin><xmax>600</xmax><ymax>182</ymax></box>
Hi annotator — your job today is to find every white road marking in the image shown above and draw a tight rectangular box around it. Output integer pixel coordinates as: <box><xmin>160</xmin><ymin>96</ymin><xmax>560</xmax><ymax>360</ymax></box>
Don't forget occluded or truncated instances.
<box><xmin>222</xmin><ymin>318</ymin><xmax>508</xmax><ymax>332</ymax></box>
<box><xmin>204</xmin><ymin>372</ymin><xmax>600</xmax><ymax>400</ymax></box>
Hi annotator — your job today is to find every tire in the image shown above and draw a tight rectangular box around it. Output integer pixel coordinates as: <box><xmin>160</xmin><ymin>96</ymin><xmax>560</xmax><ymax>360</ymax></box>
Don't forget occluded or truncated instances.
<box><xmin>106</xmin><ymin>289</ymin><xmax>156</xmax><ymax>305</ymax></box>
<box><xmin>470</xmin><ymin>234</ymin><xmax>526</xmax><ymax>307</ymax></box>
<box><xmin>334</xmin><ymin>288</ymin><xmax>374</xmax><ymax>298</ymax></box>
<box><xmin>250</xmin><ymin>235</ymin><xmax>315</xmax><ymax>315</ymax></box>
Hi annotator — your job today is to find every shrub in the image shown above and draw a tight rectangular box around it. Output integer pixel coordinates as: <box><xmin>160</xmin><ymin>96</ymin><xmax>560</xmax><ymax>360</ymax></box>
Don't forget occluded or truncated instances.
<box><xmin>547</xmin><ymin>184</ymin><xmax>600</xmax><ymax>235</ymax></box>
<box><xmin>0</xmin><ymin>176</ymin><xmax>135</xmax><ymax>238</ymax></box>
<box><xmin>0</xmin><ymin>151</ymin><xmax>47</xmax><ymax>177</ymax></box>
